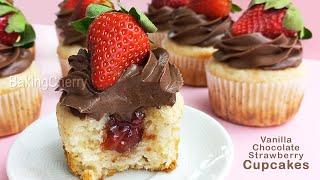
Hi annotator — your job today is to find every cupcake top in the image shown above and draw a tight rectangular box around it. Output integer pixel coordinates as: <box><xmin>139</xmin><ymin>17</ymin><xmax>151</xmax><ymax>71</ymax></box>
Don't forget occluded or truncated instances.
<box><xmin>59</xmin><ymin>48</ymin><xmax>182</xmax><ymax>120</ymax></box>
<box><xmin>57</xmin><ymin>5</ymin><xmax>183</xmax><ymax>152</ymax></box>
<box><xmin>214</xmin><ymin>0</ymin><xmax>312</xmax><ymax>70</ymax></box>
<box><xmin>169</xmin><ymin>7</ymin><xmax>232</xmax><ymax>47</ymax></box>
<box><xmin>168</xmin><ymin>0</ymin><xmax>241</xmax><ymax>47</ymax></box>
<box><xmin>55</xmin><ymin>0</ymin><xmax>113</xmax><ymax>46</ymax></box>
<box><xmin>146</xmin><ymin>0</ymin><xmax>190</xmax><ymax>32</ymax></box>
<box><xmin>0</xmin><ymin>0</ymin><xmax>36</xmax><ymax>78</ymax></box>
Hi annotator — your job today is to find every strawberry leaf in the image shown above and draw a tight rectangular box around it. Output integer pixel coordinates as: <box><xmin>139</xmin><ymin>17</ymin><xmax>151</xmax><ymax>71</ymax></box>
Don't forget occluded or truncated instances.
<box><xmin>128</xmin><ymin>7</ymin><xmax>157</xmax><ymax>33</ymax></box>
<box><xmin>72</xmin><ymin>4</ymin><xmax>113</xmax><ymax>34</ymax></box>
<box><xmin>72</xmin><ymin>17</ymin><xmax>94</xmax><ymax>34</ymax></box>
<box><xmin>299</xmin><ymin>27</ymin><xmax>312</xmax><ymax>39</ymax></box>
<box><xmin>6</xmin><ymin>12</ymin><xmax>26</xmax><ymax>33</ymax></box>
<box><xmin>231</xmin><ymin>4</ymin><xmax>242</xmax><ymax>13</ymax></box>
<box><xmin>0</xmin><ymin>4</ymin><xmax>16</xmax><ymax>16</ymax></box>
<box><xmin>14</xmin><ymin>24</ymin><xmax>36</xmax><ymax>47</ymax></box>
<box><xmin>284</xmin><ymin>4</ymin><xmax>304</xmax><ymax>32</ymax></box>
<box><xmin>86</xmin><ymin>4</ymin><xmax>113</xmax><ymax>18</ymax></box>
<box><xmin>264</xmin><ymin>0</ymin><xmax>291</xmax><ymax>10</ymax></box>
<box><xmin>0</xmin><ymin>0</ymin><xmax>12</xmax><ymax>5</ymax></box>
<box><xmin>249</xmin><ymin>0</ymin><xmax>267</xmax><ymax>7</ymax></box>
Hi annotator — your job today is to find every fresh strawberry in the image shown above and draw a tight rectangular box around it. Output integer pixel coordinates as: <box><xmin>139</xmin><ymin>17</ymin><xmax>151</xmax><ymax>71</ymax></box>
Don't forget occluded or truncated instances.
<box><xmin>88</xmin><ymin>12</ymin><xmax>150</xmax><ymax>90</ymax></box>
<box><xmin>231</xmin><ymin>4</ymin><xmax>296</xmax><ymax>39</ymax></box>
<box><xmin>61</xmin><ymin>0</ymin><xmax>79</xmax><ymax>11</ymax></box>
<box><xmin>0</xmin><ymin>14</ymin><xmax>19</xmax><ymax>46</ymax></box>
<box><xmin>151</xmin><ymin>0</ymin><xmax>189</xmax><ymax>9</ymax></box>
<box><xmin>188</xmin><ymin>0</ymin><xmax>231</xmax><ymax>19</ymax></box>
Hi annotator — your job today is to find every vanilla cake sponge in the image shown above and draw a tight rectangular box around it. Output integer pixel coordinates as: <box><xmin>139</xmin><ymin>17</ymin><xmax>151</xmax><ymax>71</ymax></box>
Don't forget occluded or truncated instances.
<box><xmin>56</xmin><ymin>93</ymin><xmax>184</xmax><ymax>180</ymax></box>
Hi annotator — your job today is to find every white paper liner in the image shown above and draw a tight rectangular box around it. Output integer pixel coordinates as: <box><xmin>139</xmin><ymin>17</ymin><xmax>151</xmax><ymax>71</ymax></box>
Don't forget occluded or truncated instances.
<box><xmin>168</xmin><ymin>51</ymin><xmax>212</xmax><ymax>87</ymax></box>
<box><xmin>0</xmin><ymin>86</ymin><xmax>42</xmax><ymax>136</ymax></box>
<box><xmin>206</xmin><ymin>68</ymin><xmax>304</xmax><ymax>127</ymax></box>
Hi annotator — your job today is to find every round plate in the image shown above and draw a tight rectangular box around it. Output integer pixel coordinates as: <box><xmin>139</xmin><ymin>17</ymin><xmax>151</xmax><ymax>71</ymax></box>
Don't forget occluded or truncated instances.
<box><xmin>7</xmin><ymin>106</ymin><xmax>233</xmax><ymax>180</ymax></box>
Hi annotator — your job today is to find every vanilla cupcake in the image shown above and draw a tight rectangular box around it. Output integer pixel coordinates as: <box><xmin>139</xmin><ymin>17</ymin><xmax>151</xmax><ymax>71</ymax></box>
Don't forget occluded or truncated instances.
<box><xmin>0</xmin><ymin>1</ymin><xmax>41</xmax><ymax>136</ymax></box>
<box><xmin>56</xmin><ymin>5</ymin><xmax>184</xmax><ymax>179</ymax></box>
<box><xmin>206</xmin><ymin>0</ymin><xmax>312</xmax><ymax>127</ymax></box>
<box><xmin>55</xmin><ymin>0</ymin><xmax>113</xmax><ymax>76</ymax></box>
<box><xmin>162</xmin><ymin>7</ymin><xmax>232</xmax><ymax>86</ymax></box>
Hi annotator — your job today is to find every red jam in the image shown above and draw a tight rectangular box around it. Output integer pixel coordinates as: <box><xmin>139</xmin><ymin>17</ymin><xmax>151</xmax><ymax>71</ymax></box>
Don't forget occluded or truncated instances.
<box><xmin>102</xmin><ymin>111</ymin><xmax>145</xmax><ymax>153</ymax></box>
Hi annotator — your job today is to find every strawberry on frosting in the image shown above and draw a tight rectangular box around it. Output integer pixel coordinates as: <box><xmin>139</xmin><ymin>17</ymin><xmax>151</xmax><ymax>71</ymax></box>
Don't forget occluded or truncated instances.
<box><xmin>0</xmin><ymin>0</ymin><xmax>35</xmax><ymax>47</ymax></box>
<box><xmin>231</xmin><ymin>0</ymin><xmax>312</xmax><ymax>39</ymax></box>
<box><xmin>72</xmin><ymin>4</ymin><xmax>157</xmax><ymax>90</ymax></box>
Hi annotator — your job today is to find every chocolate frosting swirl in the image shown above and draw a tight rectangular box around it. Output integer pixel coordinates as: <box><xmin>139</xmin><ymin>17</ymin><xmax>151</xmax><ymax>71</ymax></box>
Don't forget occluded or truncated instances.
<box><xmin>214</xmin><ymin>32</ymin><xmax>303</xmax><ymax>70</ymax></box>
<box><xmin>0</xmin><ymin>44</ymin><xmax>34</xmax><ymax>77</ymax></box>
<box><xmin>147</xmin><ymin>5</ymin><xmax>174</xmax><ymax>31</ymax></box>
<box><xmin>55</xmin><ymin>9</ymin><xmax>86</xmax><ymax>46</ymax></box>
<box><xmin>168</xmin><ymin>7</ymin><xmax>232</xmax><ymax>47</ymax></box>
<box><xmin>58</xmin><ymin>48</ymin><xmax>183</xmax><ymax>121</ymax></box>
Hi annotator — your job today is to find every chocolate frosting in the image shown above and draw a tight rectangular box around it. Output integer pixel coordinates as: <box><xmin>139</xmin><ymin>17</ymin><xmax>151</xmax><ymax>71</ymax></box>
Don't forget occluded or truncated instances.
<box><xmin>214</xmin><ymin>32</ymin><xmax>303</xmax><ymax>70</ymax></box>
<box><xmin>58</xmin><ymin>48</ymin><xmax>183</xmax><ymax>121</ymax></box>
<box><xmin>147</xmin><ymin>5</ymin><xmax>174</xmax><ymax>31</ymax></box>
<box><xmin>168</xmin><ymin>7</ymin><xmax>232</xmax><ymax>47</ymax></box>
<box><xmin>0</xmin><ymin>44</ymin><xmax>34</xmax><ymax>77</ymax></box>
<box><xmin>55</xmin><ymin>9</ymin><xmax>86</xmax><ymax>46</ymax></box>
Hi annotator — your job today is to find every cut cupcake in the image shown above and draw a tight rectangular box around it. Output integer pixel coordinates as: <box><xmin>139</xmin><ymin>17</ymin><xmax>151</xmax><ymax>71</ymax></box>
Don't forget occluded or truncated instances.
<box><xmin>146</xmin><ymin>0</ymin><xmax>190</xmax><ymax>47</ymax></box>
<box><xmin>56</xmin><ymin>4</ymin><xmax>184</xmax><ymax>179</ymax></box>
<box><xmin>55</xmin><ymin>0</ymin><xmax>113</xmax><ymax>76</ymax></box>
<box><xmin>162</xmin><ymin>0</ymin><xmax>239</xmax><ymax>87</ymax></box>
<box><xmin>206</xmin><ymin>0</ymin><xmax>312</xmax><ymax>127</ymax></box>
<box><xmin>0</xmin><ymin>0</ymin><xmax>41</xmax><ymax>136</ymax></box>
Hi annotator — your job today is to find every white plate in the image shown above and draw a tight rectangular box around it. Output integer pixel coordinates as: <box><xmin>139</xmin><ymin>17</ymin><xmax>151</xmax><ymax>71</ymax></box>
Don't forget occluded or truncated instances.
<box><xmin>7</xmin><ymin>106</ymin><xmax>233</xmax><ymax>180</ymax></box>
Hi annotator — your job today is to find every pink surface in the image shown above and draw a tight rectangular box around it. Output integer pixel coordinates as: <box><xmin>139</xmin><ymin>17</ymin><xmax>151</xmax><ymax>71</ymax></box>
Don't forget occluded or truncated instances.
<box><xmin>15</xmin><ymin>0</ymin><xmax>320</xmax><ymax>59</ymax></box>
<box><xmin>1</xmin><ymin>25</ymin><xmax>320</xmax><ymax>180</ymax></box>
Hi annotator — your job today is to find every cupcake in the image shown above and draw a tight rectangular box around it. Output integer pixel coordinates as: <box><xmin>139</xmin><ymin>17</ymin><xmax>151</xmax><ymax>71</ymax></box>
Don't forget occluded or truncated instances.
<box><xmin>146</xmin><ymin>0</ymin><xmax>190</xmax><ymax>47</ymax></box>
<box><xmin>206</xmin><ymin>0</ymin><xmax>312</xmax><ymax>127</ymax></box>
<box><xmin>56</xmin><ymin>5</ymin><xmax>184</xmax><ymax>179</ymax></box>
<box><xmin>162</xmin><ymin>0</ymin><xmax>237</xmax><ymax>86</ymax></box>
<box><xmin>0</xmin><ymin>1</ymin><xmax>41</xmax><ymax>136</ymax></box>
<box><xmin>55</xmin><ymin>0</ymin><xmax>113</xmax><ymax>76</ymax></box>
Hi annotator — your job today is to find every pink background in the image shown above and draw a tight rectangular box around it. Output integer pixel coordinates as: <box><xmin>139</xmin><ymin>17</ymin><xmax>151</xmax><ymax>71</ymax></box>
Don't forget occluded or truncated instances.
<box><xmin>15</xmin><ymin>0</ymin><xmax>319</xmax><ymax>59</ymax></box>
<box><xmin>1</xmin><ymin>1</ymin><xmax>320</xmax><ymax>180</ymax></box>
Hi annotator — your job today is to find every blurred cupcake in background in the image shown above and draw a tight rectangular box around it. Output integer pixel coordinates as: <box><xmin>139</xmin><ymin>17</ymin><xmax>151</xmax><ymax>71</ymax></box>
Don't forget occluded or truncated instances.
<box><xmin>162</xmin><ymin>0</ymin><xmax>240</xmax><ymax>87</ymax></box>
<box><xmin>206</xmin><ymin>0</ymin><xmax>312</xmax><ymax>127</ymax></box>
<box><xmin>146</xmin><ymin>0</ymin><xmax>190</xmax><ymax>47</ymax></box>
<box><xmin>55</xmin><ymin>0</ymin><xmax>113</xmax><ymax>76</ymax></box>
<box><xmin>0</xmin><ymin>0</ymin><xmax>41</xmax><ymax>136</ymax></box>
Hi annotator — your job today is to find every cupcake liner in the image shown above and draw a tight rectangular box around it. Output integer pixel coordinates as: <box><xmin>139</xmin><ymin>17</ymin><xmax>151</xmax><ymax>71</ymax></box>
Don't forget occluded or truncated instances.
<box><xmin>148</xmin><ymin>31</ymin><xmax>168</xmax><ymax>48</ymax></box>
<box><xmin>168</xmin><ymin>51</ymin><xmax>212</xmax><ymax>87</ymax></box>
<box><xmin>0</xmin><ymin>86</ymin><xmax>42</xmax><ymax>136</ymax></box>
<box><xmin>206</xmin><ymin>67</ymin><xmax>304</xmax><ymax>127</ymax></box>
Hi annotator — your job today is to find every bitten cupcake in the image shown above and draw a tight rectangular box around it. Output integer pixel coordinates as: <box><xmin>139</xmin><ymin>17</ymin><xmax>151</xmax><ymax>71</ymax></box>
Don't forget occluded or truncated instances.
<box><xmin>206</xmin><ymin>0</ymin><xmax>312</xmax><ymax>127</ymax></box>
<box><xmin>162</xmin><ymin>0</ymin><xmax>239</xmax><ymax>86</ymax></box>
<box><xmin>56</xmin><ymin>5</ymin><xmax>184</xmax><ymax>179</ymax></box>
<box><xmin>55</xmin><ymin>0</ymin><xmax>113</xmax><ymax>76</ymax></box>
<box><xmin>146</xmin><ymin>0</ymin><xmax>190</xmax><ymax>47</ymax></box>
<box><xmin>0</xmin><ymin>1</ymin><xmax>41</xmax><ymax>136</ymax></box>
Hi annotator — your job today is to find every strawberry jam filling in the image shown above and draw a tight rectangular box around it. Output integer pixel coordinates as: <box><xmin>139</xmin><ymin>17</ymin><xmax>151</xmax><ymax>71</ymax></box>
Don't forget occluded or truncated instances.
<box><xmin>102</xmin><ymin>111</ymin><xmax>145</xmax><ymax>153</ymax></box>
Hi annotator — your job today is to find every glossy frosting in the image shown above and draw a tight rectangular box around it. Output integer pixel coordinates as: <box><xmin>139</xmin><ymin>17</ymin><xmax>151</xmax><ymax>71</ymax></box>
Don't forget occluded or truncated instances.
<box><xmin>214</xmin><ymin>32</ymin><xmax>303</xmax><ymax>70</ymax></box>
<box><xmin>169</xmin><ymin>7</ymin><xmax>232</xmax><ymax>47</ymax></box>
<box><xmin>55</xmin><ymin>9</ymin><xmax>86</xmax><ymax>46</ymax></box>
<box><xmin>58</xmin><ymin>48</ymin><xmax>183</xmax><ymax>120</ymax></box>
<box><xmin>0</xmin><ymin>44</ymin><xmax>34</xmax><ymax>77</ymax></box>
<box><xmin>147</xmin><ymin>5</ymin><xmax>174</xmax><ymax>31</ymax></box>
